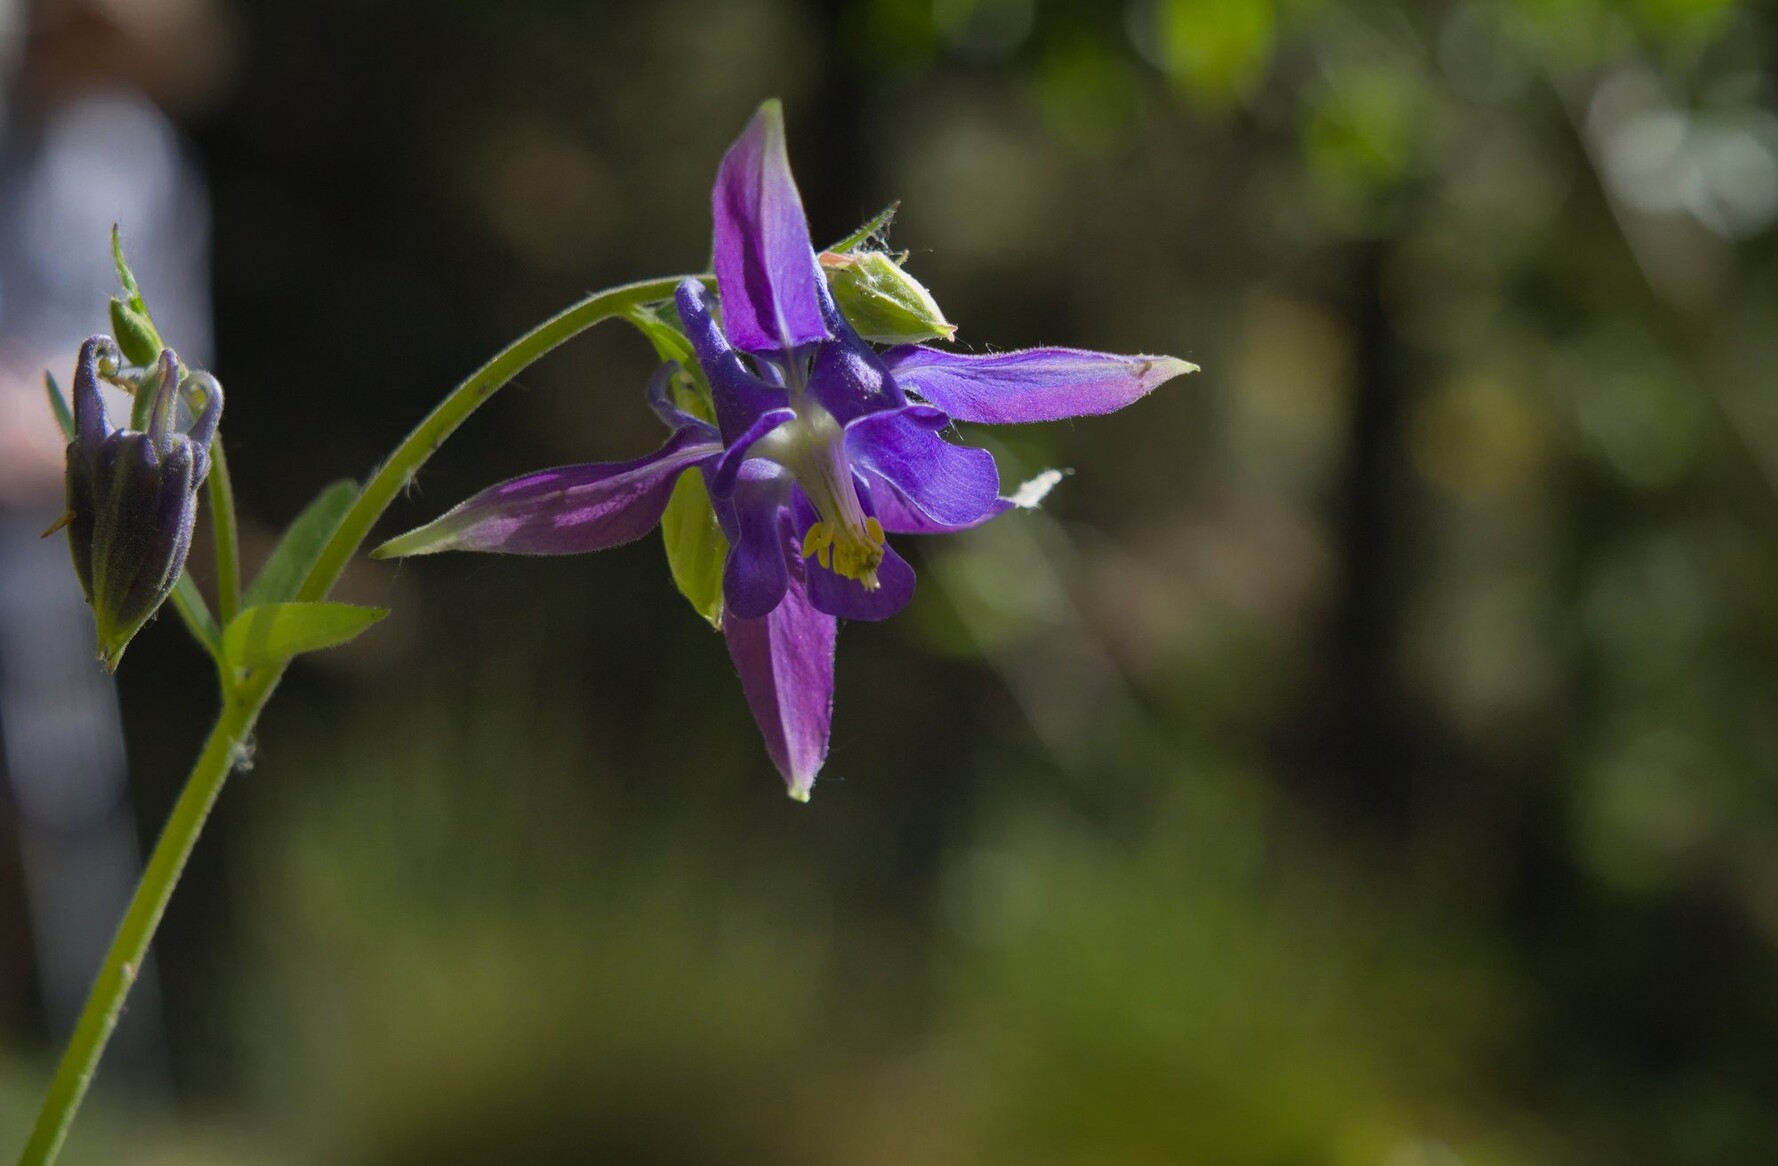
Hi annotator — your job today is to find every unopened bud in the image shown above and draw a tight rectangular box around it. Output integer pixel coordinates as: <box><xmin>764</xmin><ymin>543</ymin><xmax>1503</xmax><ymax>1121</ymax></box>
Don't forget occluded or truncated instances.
<box><xmin>63</xmin><ymin>338</ymin><xmax>222</xmax><ymax>669</ymax></box>
<box><xmin>108</xmin><ymin>225</ymin><xmax>164</xmax><ymax>368</ymax></box>
<box><xmin>109</xmin><ymin>296</ymin><xmax>162</xmax><ymax>368</ymax></box>
<box><xmin>819</xmin><ymin>250</ymin><xmax>956</xmax><ymax>346</ymax></box>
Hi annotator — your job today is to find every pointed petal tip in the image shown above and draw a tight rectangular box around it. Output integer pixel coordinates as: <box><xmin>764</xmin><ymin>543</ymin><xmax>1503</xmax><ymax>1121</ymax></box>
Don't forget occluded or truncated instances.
<box><xmin>787</xmin><ymin>780</ymin><xmax>813</xmax><ymax>803</ymax></box>
<box><xmin>882</xmin><ymin>345</ymin><xmax>1194</xmax><ymax>424</ymax></box>
<box><xmin>1149</xmin><ymin>355</ymin><xmax>1200</xmax><ymax>384</ymax></box>
<box><xmin>97</xmin><ymin>634</ymin><xmax>128</xmax><ymax>673</ymax></box>
<box><xmin>370</xmin><ymin>524</ymin><xmax>455</xmax><ymax>560</ymax></box>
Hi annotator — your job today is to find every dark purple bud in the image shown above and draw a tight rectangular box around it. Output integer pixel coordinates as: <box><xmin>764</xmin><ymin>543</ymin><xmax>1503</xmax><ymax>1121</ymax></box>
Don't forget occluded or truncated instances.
<box><xmin>63</xmin><ymin>337</ymin><xmax>222</xmax><ymax>670</ymax></box>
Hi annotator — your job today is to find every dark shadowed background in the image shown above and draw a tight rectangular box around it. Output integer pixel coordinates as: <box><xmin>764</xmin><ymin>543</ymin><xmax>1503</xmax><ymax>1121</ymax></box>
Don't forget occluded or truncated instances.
<box><xmin>5</xmin><ymin>0</ymin><xmax>1778</xmax><ymax>1162</ymax></box>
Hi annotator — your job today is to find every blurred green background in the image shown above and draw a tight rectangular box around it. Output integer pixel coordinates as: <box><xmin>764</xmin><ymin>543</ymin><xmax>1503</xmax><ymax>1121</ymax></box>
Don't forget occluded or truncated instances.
<box><xmin>7</xmin><ymin>0</ymin><xmax>1778</xmax><ymax>1161</ymax></box>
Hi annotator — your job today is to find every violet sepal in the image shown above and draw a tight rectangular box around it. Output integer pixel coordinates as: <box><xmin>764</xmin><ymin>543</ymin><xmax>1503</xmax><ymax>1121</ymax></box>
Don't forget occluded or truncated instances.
<box><xmin>723</xmin><ymin>564</ymin><xmax>835</xmax><ymax>802</ymax></box>
<box><xmin>882</xmin><ymin>345</ymin><xmax>1197</xmax><ymax>424</ymax></box>
<box><xmin>711</xmin><ymin>99</ymin><xmax>828</xmax><ymax>356</ymax></box>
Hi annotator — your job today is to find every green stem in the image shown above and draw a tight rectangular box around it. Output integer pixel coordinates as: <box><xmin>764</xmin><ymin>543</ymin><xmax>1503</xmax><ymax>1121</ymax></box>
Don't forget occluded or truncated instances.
<box><xmin>298</xmin><ymin>275</ymin><xmax>699</xmax><ymax>601</ymax></box>
<box><xmin>14</xmin><ymin>670</ymin><xmax>278</xmax><ymax>1166</ymax></box>
<box><xmin>16</xmin><ymin>273</ymin><xmax>702</xmax><ymax>1166</ymax></box>
<box><xmin>207</xmin><ymin>440</ymin><xmax>241</xmax><ymax>627</ymax></box>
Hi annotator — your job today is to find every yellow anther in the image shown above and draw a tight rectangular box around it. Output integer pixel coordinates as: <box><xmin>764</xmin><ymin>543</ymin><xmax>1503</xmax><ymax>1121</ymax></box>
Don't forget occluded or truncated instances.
<box><xmin>830</xmin><ymin>534</ymin><xmax>885</xmax><ymax>588</ymax></box>
<box><xmin>800</xmin><ymin>515</ymin><xmax>887</xmax><ymax>588</ymax></box>
<box><xmin>802</xmin><ymin>523</ymin><xmax>834</xmax><ymax>569</ymax></box>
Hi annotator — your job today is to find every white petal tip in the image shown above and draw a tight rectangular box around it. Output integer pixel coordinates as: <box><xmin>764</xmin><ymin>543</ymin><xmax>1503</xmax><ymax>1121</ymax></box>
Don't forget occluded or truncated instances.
<box><xmin>1146</xmin><ymin>356</ymin><xmax>1199</xmax><ymax>385</ymax></box>
<box><xmin>1008</xmin><ymin>468</ymin><xmax>1068</xmax><ymax>510</ymax></box>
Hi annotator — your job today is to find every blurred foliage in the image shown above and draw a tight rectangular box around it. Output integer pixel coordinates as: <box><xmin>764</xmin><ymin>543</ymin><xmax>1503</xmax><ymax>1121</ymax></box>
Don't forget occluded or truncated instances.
<box><xmin>8</xmin><ymin>0</ymin><xmax>1778</xmax><ymax>1161</ymax></box>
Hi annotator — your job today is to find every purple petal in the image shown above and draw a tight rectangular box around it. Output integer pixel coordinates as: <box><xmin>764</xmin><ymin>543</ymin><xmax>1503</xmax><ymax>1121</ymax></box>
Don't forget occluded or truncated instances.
<box><xmin>710</xmin><ymin>406</ymin><xmax>795</xmax><ymax>500</ymax></box>
<box><xmin>711</xmin><ymin>101</ymin><xmax>828</xmax><ymax>355</ymax></box>
<box><xmin>721</xmin><ymin>464</ymin><xmax>792</xmax><ymax>620</ymax></box>
<box><xmin>846</xmin><ymin>407</ymin><xmax>1002</xmax><ymax>528</ymax></box>
<box><xmin>805</xmin><ymin>540</ymin><xmax>916</xmax><ymax>621</ymax></box>
<box><xmin>881</xmin><ymin>346</ymin><xmax>1197</xmax><ymax>424</ymax></box>
<box><xmin>791</xmin><ymin>489</ymin><xmax>917</xmax><ymax>621</ymax></box>
<box><xmin>863</xmin><ymin>473</ymin><xmax>1012</xmax><ymax>534</ymax></box>
<box><xmin>802</xmin><ymin>280</ymin><xmax>906</xmax><ymax>423</ymax></box>
<box><xmin>676</xmin><ymin>280</ymin><xmax>789</xmax><ymax>446</ymax></box>
<box><xmin>644</xmin><ymin>360</ymin><xmax>719</xmax><ymax>440</ymax></box>
<box><xmin>724</xmin><ymin>569</ymin><xmax>836</xmax><ymax>800</ymax></box>
<box><xmin>374</xmin><ymin>428</ymin><xmax>720</xmax><ymax>557</ymax></box>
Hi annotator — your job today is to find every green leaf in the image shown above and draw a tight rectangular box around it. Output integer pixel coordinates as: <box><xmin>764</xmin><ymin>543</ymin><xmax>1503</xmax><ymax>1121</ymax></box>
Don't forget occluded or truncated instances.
<box><xmin>223</xmin><ymin>602</ymin><xmax>387</xmax><ymax>669</ymax></box>
<box><xmin>45</xmin><ymin>371</ymin><xmax>75</xmax><ymax>441</ymax></box>
<box><xmin>625</xmin><ymin>305</ymin><xmax>695</xmax><ymax>366</ymax></box>
<box><xmin>169</xmin><ymin>572</ymin><xmax>222</xmax><ymax>657</ymax></box>
<box><xmin>112</xmin><ymin>224</ymin><xmax>142</xmax><ymax>300</ymax></box>
<box><xmin>828</xmin><ymin>202</ymin><xmax>900</xmax><ymax>254</ymax></box>
<box><xmin>661</xmin><ymin>472</ymin><xmax>726</xmax><ymax>628</ymax></box>
<box><xmin>624</xmin><ymin>305</ymin><xmax>715</xmax><ymax>424</ymax></box>
<box><xmin>244</xmin><ymin>480</ymin><xmax>359</xmax><ymax>607</ymax></box>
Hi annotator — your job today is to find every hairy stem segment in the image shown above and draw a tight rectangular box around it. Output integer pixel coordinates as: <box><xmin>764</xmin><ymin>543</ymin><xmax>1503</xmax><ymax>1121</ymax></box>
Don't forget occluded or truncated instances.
<box><xmin>17</xmin><ymin>275</ymin><xmax>703</xmax><ymax>1166</ymax></box>
<box><xmin>15</xmin><ymin>676</ymin><xmax>274</xmax><ymax>1166</ymax></box>
<box><xmin>297</xmin><ymin>277</ymin><xmax>700</xmax><ymax>603</ymax></box>
<box><xmin>207</xmin><ymin>439</ymin><xmax>241</xmax><ymax>627</ymax></box>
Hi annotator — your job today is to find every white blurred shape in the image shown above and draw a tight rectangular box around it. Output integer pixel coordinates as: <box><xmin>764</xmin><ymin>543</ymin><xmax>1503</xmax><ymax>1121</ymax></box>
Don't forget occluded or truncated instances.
<box><xmin>20</xmin><ymin>92</ymin><xmax>181</xmax><ymax>295</ymax></box>
<box><xmin>1592</xmin><ymin>66</ymin><xmax>1778</xmax><ymax>240</ymax></box>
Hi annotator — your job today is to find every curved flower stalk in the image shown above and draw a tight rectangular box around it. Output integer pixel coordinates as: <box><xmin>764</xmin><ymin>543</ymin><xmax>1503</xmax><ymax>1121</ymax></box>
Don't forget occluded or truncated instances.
<box><xmin>377</xmin><ymin>100</ymin><xmax>1196</xmax><ymax>799</ymax></box>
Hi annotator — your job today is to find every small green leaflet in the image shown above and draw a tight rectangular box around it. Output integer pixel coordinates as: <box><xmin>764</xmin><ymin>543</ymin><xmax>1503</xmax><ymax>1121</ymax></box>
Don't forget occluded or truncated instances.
<box><xmin>623</xmin><ymin>302</ymin><xmax>724</xmax><ymax>623</ymax></box>
<box><xmin>624</xmin><ymin>305</ymin><xmax>716</xmax><ymax>423</ymax></box>
<box><xmin>46</xmin><ymin>371</ymin><xmax>75</xmax><ymax>440</ymax></box>
<box><xmin>661</xmin><ymin>472</ymin><xmax>726</xmax><ymax>628</ymax></box>
<box><xmin>110</xmin><ymin>225</ymin><xmax>164</xmax><ymax>367</ymax></box>
<box><xmin>170</xmin><ymin>573</ymin><xmax>222</xmax><ymax>657</ymax></box>
<box><xmin>828</xmin><ymin>202</ymin><xmax>899</xmax><ymax>254</ymax></box>
<box><xmin>223</xmin><ymin>602</ymin><xmax>386</xmax><ymax>669</ymax></box>
<box><xmin>244</xmin><ymin>480</ymin><xmax>359</xmax><ymax>607</ymax></box>
<box><xmin>625</xmin><ymin>304</ymin><xmax>695</xmax><ymax>366</ymax></box>
<box><xmin>112</xmin><ymin>224</ymin><xmax>145</xmax><ymax>302</ymax></box>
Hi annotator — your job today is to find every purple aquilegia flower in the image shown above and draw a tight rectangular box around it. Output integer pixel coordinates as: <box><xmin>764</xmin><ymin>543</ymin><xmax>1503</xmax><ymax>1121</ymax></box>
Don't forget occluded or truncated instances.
<box><xmin>377</xmin><ymin>101</ymin><xmax>1195</xmax><ymax>799</ymax></box>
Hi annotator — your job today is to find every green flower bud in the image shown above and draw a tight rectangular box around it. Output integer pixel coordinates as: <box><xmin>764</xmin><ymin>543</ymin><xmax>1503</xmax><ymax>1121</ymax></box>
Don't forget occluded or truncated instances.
<box><xmin>819</xmin><ymin>249</ymin><xmax>956</xmax><ymax>346</ymax></box>
<box><xmin>63</xmin><ymin>338</ymin><xmax>222</xmax><ymax>670</ymax></box>
<box><xmin>108</xmin><ymin>224</ymin><xmax>164</xmax><ymax>368</ymax></box>
<box><xmin>109</xmin><ymin>295</ymin><xmax>162</xmax><ymax>368</ymax></box>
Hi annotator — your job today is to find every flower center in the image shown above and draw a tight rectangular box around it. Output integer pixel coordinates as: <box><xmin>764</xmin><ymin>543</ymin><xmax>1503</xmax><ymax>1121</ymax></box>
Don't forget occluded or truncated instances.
<box><xmin>752</xmin><ymin>399</ymin><xmax>886</xmax><ymax>589</ymax></box>
<box><xmin>802</xmin><ymin>515</ymin><xmax>886</xmax><ymax>587</ymax></box>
